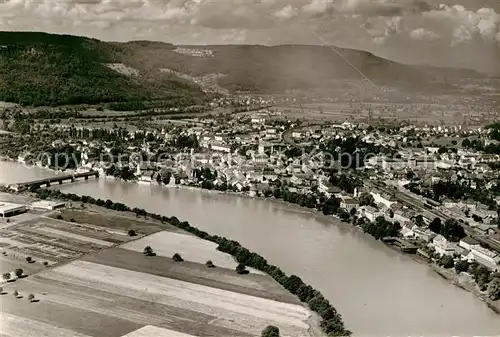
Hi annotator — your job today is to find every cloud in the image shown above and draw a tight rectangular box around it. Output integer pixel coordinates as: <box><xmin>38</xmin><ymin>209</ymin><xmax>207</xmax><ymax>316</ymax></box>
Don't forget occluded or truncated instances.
<box><xmin>410</xmin><ymin>27</ymin><xmax>440</xmax><ymax>40</ymax></box>
<box><xmin>423</xmin><ymin>5</ymin><xmax>500</xmax><ymax>44</ymax></box>
<box><xmin>274</xmin><ymin>5</ymin><xmax>297</xmax><ymax>19</ymax></box>
<box><xmin>366</xmin><ymin>16</ymin><xmax>403</xmax><ymax>45</ymax></box>
<box><xmin>335</xmin><ymin>0</ymin><xmax>431</xmax><ymax>16</ymax></box>
<box><xmin>302</xmin><ymin>0</ymin><xmax>334</xmax><ymax>15</ymax></box>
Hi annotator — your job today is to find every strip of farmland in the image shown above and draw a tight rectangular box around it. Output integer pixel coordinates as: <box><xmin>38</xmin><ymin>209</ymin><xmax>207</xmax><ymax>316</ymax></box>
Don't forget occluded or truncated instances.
<box><xmin>43</xmin><ymin>261</ymin><xmax>312</xmax><ymax>336</ymax></box>
<box><xmin>34</xmin><ymin>227</ymin><xmax>114</xmax><ymax>247</ymax></box>
<box><xmin>122</xmin><ymin>325</ymin><xmax>197</xmax><ymax>337</ymax></box>
<box><xmin>83</xmin><ymin>247</ymin><xmax>299</xmax><ymax>304</ymax></box>
<box><xmin>121</xmin><ymin>231</ymin><xmax>265</xmax><ymax>274</ymax></box>
<box><xmin>0</xmin><ymin>312</ymin><xmax>93</xmax><ymax>337</ymax></box>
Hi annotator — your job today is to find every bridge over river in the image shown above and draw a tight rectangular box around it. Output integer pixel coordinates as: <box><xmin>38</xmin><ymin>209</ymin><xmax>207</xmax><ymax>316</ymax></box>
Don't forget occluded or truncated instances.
<box><xmin>11</xmin><ymin>171</ymin><xmax>99</xmax><ymax>190</ymax></box>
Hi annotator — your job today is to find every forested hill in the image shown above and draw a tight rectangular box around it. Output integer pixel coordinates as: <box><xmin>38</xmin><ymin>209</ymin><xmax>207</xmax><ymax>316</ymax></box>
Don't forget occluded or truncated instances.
<box><xmin>0</xmin><ymin>32</ymin><xmax>205</xmax><ymax>107</ymax></box>
<box><xmin>0</xmin><ymin>31</ymin><xmax>496</xmax><ymax>108</ymax></box>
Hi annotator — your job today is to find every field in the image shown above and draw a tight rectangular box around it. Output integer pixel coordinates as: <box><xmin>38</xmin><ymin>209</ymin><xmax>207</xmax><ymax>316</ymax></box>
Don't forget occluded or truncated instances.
<box><xmin>0</xmin><ymin>205</ymin><xmax>318</xmax><ymax>337</ymax></box>
<box><xmin>122</xmin><ymin>325</ymin><xmax>197</xmax><ymax>337</ymax></box>
<box><xmin>121</xmin><ymin>231</ymin><xmax>265</xmax><ymax>275</ymax></box>
<box><xmin>50</xmin><ymin>207</ymin><xmax>181</xmax><ymax>235</ymax></box>
<box><xmin>273</xmin><ymin>101</ymin><xmax>499</xmax><ymax>126</ymax></box>
<box><xmin>0</xmin><ymin>205</ymin><xmax>168</xmax><ymax>280</ymax></box>
<box><xmin>0</xmin><ymin>215</ymin><xmax>135</xmax><ymax>268</ymax></box>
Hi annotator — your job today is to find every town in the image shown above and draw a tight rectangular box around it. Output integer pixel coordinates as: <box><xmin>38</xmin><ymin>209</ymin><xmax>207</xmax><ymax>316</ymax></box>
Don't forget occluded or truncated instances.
<box><xmin>2</xmin><ymin>102</ymin><xmax>500</xmax><ymax>308</ymax></box>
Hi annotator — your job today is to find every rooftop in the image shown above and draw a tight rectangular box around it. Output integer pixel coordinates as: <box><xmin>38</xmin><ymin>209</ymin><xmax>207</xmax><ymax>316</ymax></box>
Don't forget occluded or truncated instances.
<box><xmin>0</xmin><ymin>202</ymin><xmax>25</xmax><ymax>213</ymax></box>
<box><xmin>471</xmin><ymin>245</ymin><xmax>498</xmax><ymax>259</ymax></box>
<box><xmin>31</xmin><ymin>200</ymin><xmax>65</xmax><ymax>207</ymax></box>
<box><xmin>460</xmin><ymin>236</ymin><xmax>480</xmax><ymax>245</ymax></box>
<box><xmin>342</xmin><ymin>198</ymin><xmax>359</xmax><ymax>205</ymax></box>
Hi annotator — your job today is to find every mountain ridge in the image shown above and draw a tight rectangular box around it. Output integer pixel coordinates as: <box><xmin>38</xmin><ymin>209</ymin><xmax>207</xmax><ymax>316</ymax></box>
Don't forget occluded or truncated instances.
<box><xmin>0</xmin><ymin>31</ymin><xmax>497</xmax><ymax>107</ymax></box>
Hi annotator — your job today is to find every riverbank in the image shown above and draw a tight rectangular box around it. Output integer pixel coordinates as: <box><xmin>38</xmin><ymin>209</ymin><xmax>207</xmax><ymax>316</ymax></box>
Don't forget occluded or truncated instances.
<box><xmin>157</xmin><ymin>182</ymin><xmax>500</xmax><ymax>315</ymax></box>
<box><xmin>432</xmin><ymin>265</ymin><xmax>500</xmax><ymax>314</ymax></box>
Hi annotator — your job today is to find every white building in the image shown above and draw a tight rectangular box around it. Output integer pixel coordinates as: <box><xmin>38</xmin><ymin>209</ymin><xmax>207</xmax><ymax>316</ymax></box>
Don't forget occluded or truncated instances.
<box><xmin>30</xmin><ymin>201</ymin><xmax>65</xmax><ymax>211</ymax></box>
<box><xmin>459</xmin><ymin>237</ymin><xmax>480</xmax><ymax>251</ymax></box>
<box><xmin>292</xmin><ymin>131</ymin><xmax>305</xmax><ymax>139</ymax></box>
<box><xmin>401</xmin><ymin>224</ymin><xmax>415</xmax><ymax>238</ymax></box>
<box><xmin>361</xmin><ymin>206</ymin><xmax>383</xmax><ymax>222</ymax></box>
<box><xmin>469</xmin><ymin>245</ymin><xmax>500</xmax><ymax>270</ymax></box>
<box><xmin>431</xmin><ymin>235</ymin><xmax>459</xmax><ymax>256</ymax></box>
<box><xmin>370</xmin><ymin>191</ymin><xmax>396</xmax><ymax>209</ymax></box>
<box><xmin>0</xmin><ymin>202</ymin><xmax>26</xmax><ymax>218</ymax></box>
<box><xmin>265</xmin><ymin>128</ymin><xmax>277</xmax><ymax>135</ymax></box>
<box><xmin>211</xmin><ymin>143</ymin><xmax>231</xmax><ymax>153</ymax></box>
<box><xmin>318</xmin><ymin>179</ymin><xmax>342</xmax><ymax>198</ymax></box>
<box><xmin>412</xmin><ymin>225</ymin><xmax>436</xmax><ymax>242</ymax></box>
<box><xmin>340</xmin><ymin>198</ymin><xmax>359</xmax><ymax>211</ymax></box>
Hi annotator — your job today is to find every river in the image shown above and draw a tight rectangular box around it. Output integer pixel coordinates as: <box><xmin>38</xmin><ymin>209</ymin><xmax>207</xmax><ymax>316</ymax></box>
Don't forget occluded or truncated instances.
<box><xmin>2</xmin><ymin>162</ymin><xmax>500</xmax><ymax>337</ymax></box>
<box><xmin>0</xmin><ymin>160</ymin><xmax>63</xmax><ymax>185</ymax></box>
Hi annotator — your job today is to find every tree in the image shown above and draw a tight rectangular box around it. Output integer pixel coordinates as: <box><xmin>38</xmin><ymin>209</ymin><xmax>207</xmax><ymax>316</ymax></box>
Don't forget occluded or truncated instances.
<box><xmin>439</xmin><ymin>255</ymin><xmax>455</xmax><ymax>269</ymax></box>
<box><xmin>438</xmin><ymin>146</ymin><xmax>448</xmax><ymax>154</ymax></box>
<box><xmin>296</xmin><ymin>284</ymin><xmax>314</xmax><ymax>302</ymax></box>
<box><xmin>358</xmin><ymin>192</ymin><xmax>374</xmax><ymax>206</ymax></box>
<box><xmin>56</xmin><ymin>214</ymin><xmax>63</xmax><ymax>220</ymax></box>
<box><xmin>470</xmin><ymin>263</ymin><xmax>491</xmax><ymax>290</ymax></box>
<box><xmin>28</xmin><ymin>293</ymin><xmax>35</xmax><ymax>302</ymax></box>
<box><xmin>26</xmin><ymin>256</ymin><xmax>33</xmax><ymax>263</ymax></box>
<box><xmin>261</xmin><ymin>325</ymin><xmax>280</xmax><ymax>337</ymax></box>
<box><xmin>339</xmin><ymin>210</ymin><xmax>350</xmax><ymax>222</ymax></box>
<box><xmin>13</xmin><ymin>290</ymin><xmax>18</xmax><ymax>298</ymax></box>
<box><xmin>462</xmin><ymin>138</ymin><xmax>471</xmax><ymax>148</ymax></box>
<box><xmin>488</xmin><ymin>278</ymin><xmax>500</xmax><ymax>301</ymax></box>
<box><xmin>429</xmin><ymin>217</ymin><xmax>442</xmax><ymax>233</ymax></box>
<box><xmin>2</xmin><ymin>273</ymin><xmax>10</xmax><ymax>281</ymax></box>
<box><xmin>441</xmin><ymin>219</ymin><xmax>466</xmax><ymax>242</ymax></box>
<box><xmin>172</xmin><ymin>253</ymin><xmax>184</xmax><ymax>262</ymax></box>
<box><xmin>206</xmin><ymin>260</ymin><xmax>215</xmax><ymax>268</ymax></box>
<box><xmin>414</xmin><ymin>214</ymin><xmax>425</xmax><ymax>227</ymax></box>
<box><xmin>455</xmin><ymin>260</ymin><xmax>470</xmax><ymax>274</ymax></box>
<box><xmin>143</xmin><ymin>246</ymin><xmax>155</xmax><ymax>256</ymax></box>
<box><xmin>236</xmin><ymin>263</ymin><xmax>249</xmax><ymax>275</ymax></box>
<box><xmin>285</xmin><ymin>275</ymin><xmax>304</xmax><ymax>294</ymax></box>
<box><xmin>15</xmin><ymin>269</ymin><xmax>23</xmax><ymax>278</ymax></box>
<box><xmin>388</xmin><ymin>209</ymin><xmax>394</xmax><ymax>218</ymax></box>
<box><xmin>127</xmin><ymin>229</ymin><xmax>137</xmax><ymax>237</ymax></box>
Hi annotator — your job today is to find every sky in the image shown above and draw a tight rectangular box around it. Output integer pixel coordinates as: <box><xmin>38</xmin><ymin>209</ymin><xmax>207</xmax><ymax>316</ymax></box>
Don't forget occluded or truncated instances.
<box><xmin>0</xmin><ymin>0</ymin><xmax>499</xmax><ymax>73</ymax></box>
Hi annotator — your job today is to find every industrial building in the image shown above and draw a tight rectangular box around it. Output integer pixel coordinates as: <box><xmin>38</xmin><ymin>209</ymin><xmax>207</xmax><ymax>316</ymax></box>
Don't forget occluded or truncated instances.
<box><xmin>0</xmin><ymin>202</ymin><xmax>27</xmax><ymax>218</ymax></box>
<box><xmin>30</xmin><ymin>200</ymin><xmax>65</xmax><ymax>211</ymax></box>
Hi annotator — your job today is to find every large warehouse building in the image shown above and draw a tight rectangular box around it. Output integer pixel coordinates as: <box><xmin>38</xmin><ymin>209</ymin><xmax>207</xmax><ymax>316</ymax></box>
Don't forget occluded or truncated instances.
<box><xmin>0</xmin><ymin>202</ymin><xmax>26</xmax><ymax>218</ymax></box>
